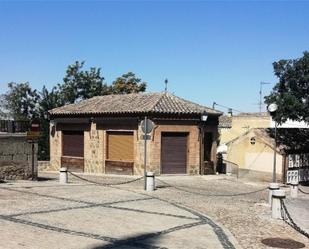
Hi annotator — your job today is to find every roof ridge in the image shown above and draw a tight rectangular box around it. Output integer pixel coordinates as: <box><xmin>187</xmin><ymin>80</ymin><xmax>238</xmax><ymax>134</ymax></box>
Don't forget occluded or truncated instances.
<box><xmin>149</xmin><ymin>92</ymin><xmax>166</xmax><ymax>112</ymax></box>
<box><xmin>49</xmin><ymin>91</ymin><xmax>222</xmax><ymax>115</ymax></box>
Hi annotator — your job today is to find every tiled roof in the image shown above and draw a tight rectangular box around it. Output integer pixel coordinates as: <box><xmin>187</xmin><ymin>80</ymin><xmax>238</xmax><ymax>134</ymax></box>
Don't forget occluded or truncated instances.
<box><xmin>235</xmin><ymin>112</ymin><xmax>270</xmax><ymax>117</ymax></box>
<box><xmin>218</xmin><ymin>115</ymin><xmax>232</xmax><ymax>128</ymax></box>
<box><xmin>49</xmin><ymin>92</ymin><xmax>222</xmax><ymax>116</ymax></box>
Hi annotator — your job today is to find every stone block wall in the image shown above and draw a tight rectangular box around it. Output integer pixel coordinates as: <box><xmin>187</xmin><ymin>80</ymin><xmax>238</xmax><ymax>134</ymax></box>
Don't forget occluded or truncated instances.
<box><xmin>134</xmin><ymin>122</ymin><xmax>202</xmax><ymax>175</ymax></box>
<box><xmin>0</xmin><ymin>133</ymin><xmax>38</xmax><ymax>180</ymax></box>
<box><xmin>49</xmin><ymin>120</ymin><xmax>212</xmax><ymax>175</ymax></box>
<box><xmin>84</xmin><ymin>122</ymin><xmax>104</xmax><ymax>173</ymax></box>
<box><xmin>49</xmin><ymin>124</ymin><xmax>62</xmax><ymax>171</ymax></box>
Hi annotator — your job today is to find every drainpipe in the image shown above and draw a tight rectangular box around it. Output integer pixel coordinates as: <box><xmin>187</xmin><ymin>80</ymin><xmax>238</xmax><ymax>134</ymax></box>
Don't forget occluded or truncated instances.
<box><xmin>198</xmin><ymin>123</ymin><xmax>206</xmax><ymax>175</ymax></box>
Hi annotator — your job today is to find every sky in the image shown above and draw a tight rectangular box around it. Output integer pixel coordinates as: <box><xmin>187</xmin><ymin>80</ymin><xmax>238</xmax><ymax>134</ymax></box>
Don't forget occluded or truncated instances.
<box><xmin>0</xmin><ymin>0</ymin><xmax>308</xmax><ymax>113</ymax></box>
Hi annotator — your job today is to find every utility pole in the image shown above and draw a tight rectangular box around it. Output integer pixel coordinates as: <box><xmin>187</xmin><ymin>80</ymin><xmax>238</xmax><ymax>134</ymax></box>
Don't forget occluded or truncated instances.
<box><xmin>259</xmin><ymin>82</ymin><xmax>271</xmax><ymax>113</ymax></box>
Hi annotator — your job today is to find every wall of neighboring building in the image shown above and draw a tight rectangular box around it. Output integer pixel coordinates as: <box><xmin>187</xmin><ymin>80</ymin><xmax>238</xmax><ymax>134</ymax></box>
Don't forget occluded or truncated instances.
<box><xmin>0</xmin><ymin>133</ymin><xmax>38</xmax><ymax>180</ymax></box>
<box><xmin>220</xmin><ymin>113</ymin><xmax>270</xmax><ymax>144</ymax></box>
<box><xmin>226</xmin><ymin>131</ymin><xmax>283</xmax><ymax>181</ymax></box>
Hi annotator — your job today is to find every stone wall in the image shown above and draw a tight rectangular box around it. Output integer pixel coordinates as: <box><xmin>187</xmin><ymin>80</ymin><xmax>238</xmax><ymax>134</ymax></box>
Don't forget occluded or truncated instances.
<box><xmin>84</xmin><ymin>122</ymin><xmax>104</xmax><ymax>173</ymax></box>
<box><xmin>49</xmin><ymin>120</ymin><xmax>218</xmax><ymax>175</ymax></box>
<box><xmin>38</xmin><ymin>161</ymin><xmax>51</xmax><ymax>171</ymax></box>
<box><xmin>49</xmin><ymin>124</ymin><xmax>62</xmax><ymax>171</ymax></box>
<box><xmin>0</xmin><ymin>133</ymin><xmax>38</xmax><ymax>180</ymax></box>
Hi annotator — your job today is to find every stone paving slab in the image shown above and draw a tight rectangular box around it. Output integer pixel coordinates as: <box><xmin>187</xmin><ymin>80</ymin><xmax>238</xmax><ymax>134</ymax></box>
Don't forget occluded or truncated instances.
<box><xmin>17</xmin><ymin>205</ymin><xmax>197</xmax><ymax>240</ymax></box>
<box><xmin>0</xmin><ymin>219</ymin><xmax>106</xmax><ymax>249</ymax></box>
<box><xmin>0</xmin><ymin>178</ymin><xmax>238</xmax><ymax>249</ymax></box>
<box><xmin>140</xmin><ymin>224</ymin><xmax>224</xmax><ymax>249</ymax></box>
<box><xmin>0</xmin><ymin>187</ymin><xmax>87</xmax><ymax>216</ymax></box>
<box><xmin>285</xmin><ymin>196</ymin><xmax>309</xmax><ymax>234</ymax></box>
<box><xmin>110</xmin><ymin>198</ymin><xmax>198</xmax><ymax>219</ymax></box>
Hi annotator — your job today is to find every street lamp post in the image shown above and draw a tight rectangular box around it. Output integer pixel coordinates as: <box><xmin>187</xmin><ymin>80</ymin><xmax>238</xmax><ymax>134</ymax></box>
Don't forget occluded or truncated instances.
<box><xmin>268</xmin><ymin>103</ymin><xmax>278</xmax><ymax>183</ymax></box>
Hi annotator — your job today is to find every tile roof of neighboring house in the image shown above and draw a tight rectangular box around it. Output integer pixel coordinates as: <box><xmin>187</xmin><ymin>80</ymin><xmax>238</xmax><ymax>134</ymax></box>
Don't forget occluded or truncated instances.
<box><xmin>235</xmin><ymin>112</ymin><xmax>270</xmax><ymax>117</ymax></box>
<box><xmin>49</xmin><ymin>92</ymin><xmax>222</xmax><ymax>116</ymax></box>
<box><xmin>218</xmin><ymin>115</ymin><xmax>232</xmax><ymax>128</ymax></box>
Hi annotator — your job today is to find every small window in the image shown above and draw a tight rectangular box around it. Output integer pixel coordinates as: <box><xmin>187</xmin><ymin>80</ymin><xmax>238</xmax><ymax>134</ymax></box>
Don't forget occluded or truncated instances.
<box><xmin>250</xmin><ymin>137</ymin><xmax>256</xmax><ymax>145</ymax></box>
<box><xmin>107</xmin><ymin>131</ymin><xmax>134</xmax><ymax>161</ymax></box>
<box><xmin>62</xmin><ymin>131</ymin><xmax>84</xmax><ymax>157</ymax></box>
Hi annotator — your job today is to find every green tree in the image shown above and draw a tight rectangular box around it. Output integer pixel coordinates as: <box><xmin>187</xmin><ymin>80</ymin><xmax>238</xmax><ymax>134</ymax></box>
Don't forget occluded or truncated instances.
<box><xmin>1</xmin><ymin>62</ymin><xmax>148</xmax><ymax>160</ymax></box>
<box><xmin>60</xmin><ymin>61</ymin><xmax>108</xmax><ymax>103</ymax></box>
<box><xmin>111</xmin><ymin>72</ymin><xmax>147</xmax><ymax>94</ymax></box>
<box><xmin>3</xmin><ymin>82</ymin><xmax>40</xmax><ymax>120</ymax></box>
<box><xmin>0</xmin><ymin>95</ymin><xmax>9</xmax><ymax>119</ymax></box>
<box><xmin>37</xmin><ymin>86</ymin><xmax>64</xmax><ymax>160</ymax></box>
<box><xmin>265</xmin><ymin>51</ymin><xmax>309</xmax><ymax>123</ymax></box>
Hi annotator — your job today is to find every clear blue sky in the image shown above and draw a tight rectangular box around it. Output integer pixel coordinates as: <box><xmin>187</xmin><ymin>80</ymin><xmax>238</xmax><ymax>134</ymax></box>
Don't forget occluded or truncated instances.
<box><xmin>0</xmin><ymin>1</ymin><xmax>308</xmax><ymax>113</ymax></box>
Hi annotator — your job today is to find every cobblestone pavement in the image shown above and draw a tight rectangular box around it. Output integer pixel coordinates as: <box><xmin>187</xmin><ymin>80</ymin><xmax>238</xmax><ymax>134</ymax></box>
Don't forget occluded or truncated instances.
<box><xmin>1</xmin><ymin>173</ymin><xmax>308</xmax><ymax>249</ymax></box>
<box><xmin>120</xmin><ymin>175</ymin><xmax>309</xmax><ymax>249</ymax></box>
<box><xmin>0</xmin><ymin>173</ymin><xmax>239</xmax><ymax>249</ymax></box>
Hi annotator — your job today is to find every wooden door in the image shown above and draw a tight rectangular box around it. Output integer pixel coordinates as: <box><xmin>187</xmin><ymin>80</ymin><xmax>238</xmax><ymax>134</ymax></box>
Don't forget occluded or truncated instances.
<box><xmin>161</xmin><ymin>132</ymin><xmax>188</xmax><ymax>174</ymax></box>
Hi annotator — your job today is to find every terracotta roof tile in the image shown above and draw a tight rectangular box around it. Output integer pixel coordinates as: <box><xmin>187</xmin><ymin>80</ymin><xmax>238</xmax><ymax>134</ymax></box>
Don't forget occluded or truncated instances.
<box><xmin>218</xmin><ymin>115</ymin><xmax>232</xmax><ymax>128</ymax></box>
<box><xmin>49</xmin><ymin>92</ymin><xmax>222</xmax><ymax>116</ymax></box>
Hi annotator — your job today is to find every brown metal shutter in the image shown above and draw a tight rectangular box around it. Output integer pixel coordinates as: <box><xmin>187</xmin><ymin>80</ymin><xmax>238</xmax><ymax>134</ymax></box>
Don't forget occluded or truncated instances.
<box><xmin>62</xmin><ymin>131</ymin><xmax>84</xmax><ymax>157</ymax></box>
<box><xmin>107</xmin><ymin>131</ymin><xmax>134</xmax><ymax>161</ymax></box>
<box><xmin>161</xmin><ymin>132</ymin><xmax>188</xmax><ymax>174</ymax></box>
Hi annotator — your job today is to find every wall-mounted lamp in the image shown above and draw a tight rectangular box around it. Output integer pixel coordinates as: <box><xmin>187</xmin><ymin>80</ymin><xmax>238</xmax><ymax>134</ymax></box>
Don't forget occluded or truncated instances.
<box><xmin>201</xmin><ymin>112</ymin><xmax>208</xmax><ymax>122</ymax></box>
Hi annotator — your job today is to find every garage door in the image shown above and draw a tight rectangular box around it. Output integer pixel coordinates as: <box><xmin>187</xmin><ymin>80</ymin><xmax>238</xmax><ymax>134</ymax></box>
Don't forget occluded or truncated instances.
<box><xmin>161</xmin><ymin>132</ymin><xmax>188</xmax><ymax>174</ymax></box>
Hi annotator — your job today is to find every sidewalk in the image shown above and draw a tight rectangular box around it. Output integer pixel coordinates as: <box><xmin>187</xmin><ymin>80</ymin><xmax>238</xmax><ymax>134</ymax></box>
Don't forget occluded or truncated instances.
<box><xmin>285</xmin><ymin>185</ymin><xmax>309</xmax><ymax>234</ymax></box>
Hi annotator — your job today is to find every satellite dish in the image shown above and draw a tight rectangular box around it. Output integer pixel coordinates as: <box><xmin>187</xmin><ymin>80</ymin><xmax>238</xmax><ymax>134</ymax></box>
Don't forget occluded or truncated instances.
<box><xmin>268</xmin><ymin>103</ymin><xmax>278</xmax><ymax>113</ymax></box>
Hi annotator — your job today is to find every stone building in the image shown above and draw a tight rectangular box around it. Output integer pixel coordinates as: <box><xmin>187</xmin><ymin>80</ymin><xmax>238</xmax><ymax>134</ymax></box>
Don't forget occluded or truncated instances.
<box><xmin>48</xmin><ymin>92</ymin><xmax>221</xmax><ymax>175</ymax></box>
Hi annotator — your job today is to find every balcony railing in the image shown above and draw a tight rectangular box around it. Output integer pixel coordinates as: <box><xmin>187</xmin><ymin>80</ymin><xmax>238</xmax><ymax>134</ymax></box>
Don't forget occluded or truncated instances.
<box><xmin>0</xmin><ymin>120</ymin><xmax>30</xmax><ymax>133</ymax></box>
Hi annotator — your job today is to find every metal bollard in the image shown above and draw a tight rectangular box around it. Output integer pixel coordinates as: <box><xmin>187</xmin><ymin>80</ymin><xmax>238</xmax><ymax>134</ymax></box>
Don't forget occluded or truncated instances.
<box><xmin>271</xmin><ymin>189</ymin><xmax>286</xmax><ymax>219</ymax></box>
<box><xmin>59</xmin><ymin>167</ymin><xmax>68</xmax><ymax>184</ymax></box>
<box><xmin>268</xmin><ymin>183</ymin><xmax>280</xmax><ymax>206</ymax></box>
<box><xmin>146</xmin><ymin>172</ymin><xmax>155</xmax><ymax>191</ymax></box>
<box><xmin>290</xmin><ymin>179</ymin><xmax>298</xmax><ymax>198</ymax></box>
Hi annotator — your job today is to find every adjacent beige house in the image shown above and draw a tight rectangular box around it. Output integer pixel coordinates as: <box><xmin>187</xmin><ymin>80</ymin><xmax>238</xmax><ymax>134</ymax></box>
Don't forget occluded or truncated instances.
<box><xmin>48</xmin><ymin>92</ymin><xmax>222</xmax><ymax>175</ymax></box>
<box><xmin>219</xmin><ymin>112</ymin><xmax>270</xmax><ymax>144</ymax></box>
<box><xmin>219</xmin><ymin>111</ymin><xmax>309</xmax><ymax>181</ymax></box>
<box><xmin>225</xmin><ymin>128</ymin><xmax>284</xmax><ymax>181</ymax></box>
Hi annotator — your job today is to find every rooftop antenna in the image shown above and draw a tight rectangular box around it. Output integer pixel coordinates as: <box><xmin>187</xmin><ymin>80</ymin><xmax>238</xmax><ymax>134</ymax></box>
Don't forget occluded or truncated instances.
<box><xmin>212</xmin><ymin>102</ymin><xmax>217</xmax><ymax>109</ymax></box>
<box><xmin>164</xmin><ymin>78</ymin><xmax>168</xmax><ymax>92</ymax></box>
<box><xmin>259</xmin><ymin>82</ymin><xmax>271</xmax><ymax>113</ymax></box>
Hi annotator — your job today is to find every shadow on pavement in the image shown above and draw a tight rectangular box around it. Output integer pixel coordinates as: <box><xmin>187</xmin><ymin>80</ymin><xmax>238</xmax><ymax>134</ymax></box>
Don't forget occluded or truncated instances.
<box><xmin>90</xmin><ymin>232</ymin><xmax>165</xmax><ymax>249</ymax></box>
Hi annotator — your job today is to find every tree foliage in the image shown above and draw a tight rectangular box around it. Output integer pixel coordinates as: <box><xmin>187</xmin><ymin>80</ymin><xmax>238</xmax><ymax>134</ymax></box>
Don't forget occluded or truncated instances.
<box><xmin>59</xmin><ymin>61</ymin><xmax>107</xmax><ymax>104</ymax></box>
<box><xmin>3</xmin><ymin>82</ymin><xmax>40</xmax><ymax>120</ymax></box>
<box><xmin>111</xmin><ymin>72</ymin><xmax>147</xmax><ymax>94</ymax></box>
<box><xmin>1</xmin><ymin>61</ymin><xmax>147</xmax><ymax>160</ymax></box>
<box><xmin>265</xmin><ymin>51</ymin><xmax>309</xmax><ymax>123</ymax></box>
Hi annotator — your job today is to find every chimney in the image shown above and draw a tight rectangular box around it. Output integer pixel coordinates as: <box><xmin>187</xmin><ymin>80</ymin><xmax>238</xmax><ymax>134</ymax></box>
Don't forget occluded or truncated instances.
<box><xmin>227</xmin><ymin>108</ymin><xmax>233</xmax><ymax>117</ymax></box>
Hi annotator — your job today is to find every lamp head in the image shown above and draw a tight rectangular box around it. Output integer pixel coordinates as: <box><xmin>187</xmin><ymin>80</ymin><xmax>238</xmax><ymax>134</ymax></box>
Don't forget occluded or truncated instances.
<box><xmin>268</xmin><ymin>103</ymin><xmax>278</xmax><ymax>113</ymax></box>
<box><xmin>201</xmin><ymin>112</ymin><xmax>208</xmax><ymax>122</ymax></box>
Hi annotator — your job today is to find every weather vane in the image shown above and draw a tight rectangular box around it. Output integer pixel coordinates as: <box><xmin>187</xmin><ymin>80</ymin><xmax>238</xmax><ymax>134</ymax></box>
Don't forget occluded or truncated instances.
<box><xmin>164</xmin><ymin>78</ymin><xmax>168</xmax><ymax>92</ymax></box>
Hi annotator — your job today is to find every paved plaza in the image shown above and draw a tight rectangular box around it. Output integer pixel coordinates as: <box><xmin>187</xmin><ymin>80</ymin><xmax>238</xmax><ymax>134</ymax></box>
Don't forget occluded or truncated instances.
<box><xmin>0</xmin><ymin>173</ymin><xmax>308</xmax><ymax>249</ymax></box>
